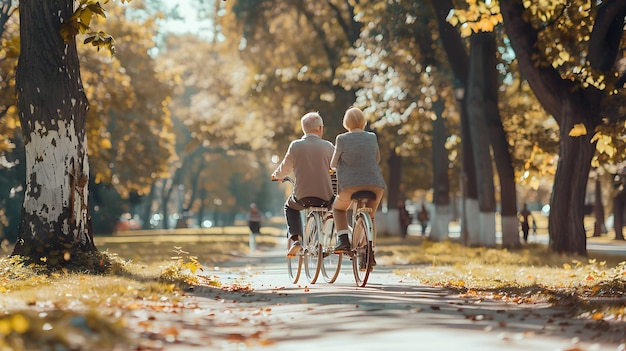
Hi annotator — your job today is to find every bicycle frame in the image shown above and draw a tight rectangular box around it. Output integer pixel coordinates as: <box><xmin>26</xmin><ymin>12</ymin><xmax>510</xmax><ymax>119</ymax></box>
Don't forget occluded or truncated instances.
<box><xmin>345</xmin><ymin>192</ymin><xmax>376</xmax><ymax>287</ymax></box>
<box><xmin>277</xmin><ymin>176</ymin><xmax>338</xmax><ymax>285</ymax></box>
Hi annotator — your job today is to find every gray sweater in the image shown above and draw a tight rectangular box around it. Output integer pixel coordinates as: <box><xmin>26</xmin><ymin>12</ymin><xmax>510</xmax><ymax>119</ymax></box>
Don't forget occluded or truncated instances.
<box><xmin>272</xmin><ymin>134</ymin><xmax>335</xmax><ymax>201</ymax></box>
<box><xmin>331</xmin><ymin>130</ymin><xmax>386</xmax><ymax>193</ymax></box>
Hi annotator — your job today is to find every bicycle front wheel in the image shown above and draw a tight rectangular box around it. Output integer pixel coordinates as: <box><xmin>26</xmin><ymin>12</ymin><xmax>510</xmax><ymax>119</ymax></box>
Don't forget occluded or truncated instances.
<box><xmin>321</xmin><ymin>214</ymin><xmax>342</xmax><ymax>283</ymax></box>
<box><xmin>352</xmin><ymin>212</ymin><xmax>374</xmax><ymax>287</ymax></box>
<box><xmin>303</xmin><ymin>213</ymin><xmax>322</xmax><ymax>284</ymax></box>
<box><xmin>287</xmin><ymin>237</ymin><xmax>302</xmax><ymax>284</ymax></box>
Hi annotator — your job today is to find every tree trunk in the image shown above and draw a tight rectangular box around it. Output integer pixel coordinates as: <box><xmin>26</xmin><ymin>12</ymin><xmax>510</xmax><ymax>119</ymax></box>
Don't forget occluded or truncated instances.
<box><xmin>141</xmin><ymin>182</ymin><xmax>157</xmax><ymax>229</ymax></box>
<box><xmin>614</xmin><ymin>196</ymin><xmax>624</xmax><ymax>240</ymax></box>
<box><xmin>548</xmin><ymin>111</ymin><xmax>595</xmax><ymax>255</ymax></box>
<box><xmin>386</xmin><ymin>148</ymin><xmax>402</xmax><ymax>235</ymax></box>
<box><xmin>430</xmin><ymin>99</ymin><xmax>451</xmax><ymax>241</ymax></box>
<box><xmin>613</xmin><ymin>174</ymin><xmax>625</xmax><ymax>241</ymax></box>
<box><xmin>431</xmin><ymin>0</ymin><xmax>478</xmax><ymax>246</ymax></box>
<box><xmin>501</xmin><ymin>0</ymin><xmax>626</xmax><ymax>254</ymax></box>
<box><xmin>467</xmin><ymin>32</ymin><xmax>496</xmax><ymax>247</ymax></box>
<box><xmin>12</xmin><ymin>0</ymin><xmax>96</xmax><ymax>264</ymax></box>
<box><xmin>482</xmin><ymin>32</ymin><xmax>519</xmax><ymax>249</ymax></box>
<box><xmin>592</xmin><ymin>177</ymin><xmax>605</xmax><ymax>237</ymax></box>
<box><xmin>387</xmin><ymin>148</ymin><xmax>401</xmax><ymax>208</ymax></box>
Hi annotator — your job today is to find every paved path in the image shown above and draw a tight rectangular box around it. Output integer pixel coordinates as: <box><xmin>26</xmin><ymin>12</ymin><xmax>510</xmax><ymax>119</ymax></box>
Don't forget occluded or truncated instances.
<box><xmin>152</xmin><ymin>242</ymin><xmax>625</xmax><ymax>351</ymax></box>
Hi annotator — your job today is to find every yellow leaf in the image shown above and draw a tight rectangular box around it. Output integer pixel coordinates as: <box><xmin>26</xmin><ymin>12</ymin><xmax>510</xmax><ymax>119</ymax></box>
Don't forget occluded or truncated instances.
<box><xmin>460</xmin><ymin>24</ymin><xmax>473</xmax><ymax>37</ymax></box>
<box><xmin>0</xmin><ymin>319</ymin><xmax>11</xmax><ymax>334</ymax></box>
<box><xmin>568</xmin><ymin>123</ymin><xmax>587</xmax><ymax>137</ymax></box>
<box><xmin>10</xmin><ymin>314</ymin><xmax>29</xmax><ymax>334</ymax></box>
<box><xmin>447</xmin><ymin>13</ymin><xmax>459</xmax><ymax>26</ymax></box>
<box><xmin>591</xmin><ymin>157</ymin><xmax>600</xmax><ymax>168</ymax></box>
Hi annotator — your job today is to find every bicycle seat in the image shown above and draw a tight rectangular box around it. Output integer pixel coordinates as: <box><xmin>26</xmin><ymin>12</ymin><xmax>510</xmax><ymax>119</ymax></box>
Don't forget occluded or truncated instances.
<box><xmin>297</xmin><ymin>196</ymin><xmax>331</xmax><ymax>208</ymax></box>
<box><xmin>351</xmin><ymin>191</ymin><xmax>377</xmax><ymax>200</ymax></box>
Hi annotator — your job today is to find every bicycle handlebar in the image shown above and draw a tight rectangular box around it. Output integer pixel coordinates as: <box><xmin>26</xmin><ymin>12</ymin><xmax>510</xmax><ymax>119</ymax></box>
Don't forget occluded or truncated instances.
<box><xmin>272</xmin><ymin>176</ymin><xmax>295</xmax><ymax>185</ymax></box>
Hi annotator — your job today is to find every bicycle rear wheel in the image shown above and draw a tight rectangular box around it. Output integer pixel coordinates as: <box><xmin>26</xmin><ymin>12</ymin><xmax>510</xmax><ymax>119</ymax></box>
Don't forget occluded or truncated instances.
<box><xmin>352</xmin><ymin>212</ymin><xmax>373</xmax><ymax>287</ymax></box>
<box><xmin>303</xmin><ymin>214</ymin><xmax>322</xmax><ymax>284</ymax></box>
<box><xmin>287</xmin><ymin>237</ymin><xmax>302</xmax><ymax>284</ymax></box>
<box><xmin>321</xmin><ymin>215</ymin><xmax>342</xmax><ymax>283</ymax></box>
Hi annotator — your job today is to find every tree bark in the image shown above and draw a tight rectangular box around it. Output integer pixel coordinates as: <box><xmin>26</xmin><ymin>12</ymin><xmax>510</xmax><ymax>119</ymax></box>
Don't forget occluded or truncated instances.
<box><xmin>614</xmin><ymin>196</ymin><xmax>624</xmax><ymax>241</ymax></box>
<box><xmin>548</xmin><ymin>115</ymin><xmax>594</xmax><ymax>255</ymax></box>
<box><xmin>593</xmin><ymin>177</ymin><xmax>605</xmax><ymax>237</ymax></box>
<box><xmin>613</xmin><ymin>173</ymin><xmax>625</xmax><ymax>241</ymax></box>
<box><xmin>431</xmin><ymin>0</ymin><xmax>478</xmax><ymax>245</ymax></box>
<box><xmin>482</xmin><ymin>32</ymin><xmax>519</xmax><ymax>249</ymax></box>
<box><xmin>387</xmin><ymin>148</ymin><xmax>401</xmax><ymax>211</ymax></box>
<box><xmin>430</xmin><ymin>99</ymin><xmax>451</xmax><ymax>241</ymax></box>
<box><xmin>467</xmin><ymin>32</ymin><xmax>496</xmax><ymax>247</ymax></box>
<box><xmin>13</xmin><ymin>0</ymin><xmax>96</xmax><ymax>264</ymax></box>
<box><xmin>386</xmin><ymin>147</ymin><xmax>402</xmax><ymax>235</ymax></box>
<box><xmin>500</xmin><ymin>0</ymin><xmax>626</xmax><ymax>255</ymax></box>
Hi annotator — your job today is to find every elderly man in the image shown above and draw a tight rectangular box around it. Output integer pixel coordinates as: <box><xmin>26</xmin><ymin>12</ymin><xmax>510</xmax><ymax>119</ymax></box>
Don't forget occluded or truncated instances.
<box><xmin>271</xmin><ymin>112</ymin><xmax>335</xmax><ymax>257</ymax></box>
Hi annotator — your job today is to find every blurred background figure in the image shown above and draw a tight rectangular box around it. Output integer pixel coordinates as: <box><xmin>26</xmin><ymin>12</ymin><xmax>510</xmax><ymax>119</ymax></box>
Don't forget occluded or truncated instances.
<box><xmin>248</xmin><ymin>203</ymin><xmax>264</xmax><ymax>251</ymax></box>
<box><xmin>417</xmin><ymin>204</ymin><xmax>429</xmax><ymax>235</ymax></box>
<box><xmin>398</xmin><ymin>200</ymin><xmax>411</xmax><ymax>239</ymax></box>
<box><xmin>519</xmin><ymin>203</ymin><xmax>534</xmax><ymax>243</ymax></box>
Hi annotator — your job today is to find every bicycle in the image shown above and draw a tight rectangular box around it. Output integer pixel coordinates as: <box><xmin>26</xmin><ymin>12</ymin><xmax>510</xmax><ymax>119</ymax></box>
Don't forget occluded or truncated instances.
<box><xmin>343</xmin><ymin>190</ymin><xmax>377</xmax><ymax>287</ymax></box>
<box><xmin>276</xmin><ymin>177</ymin><xmax>341</xmax><ymax>284</ymax></box>
<box><xmin>320</xmin><ymin>171</ymin><xmax>342</xmax><ymax>284</ymax></box>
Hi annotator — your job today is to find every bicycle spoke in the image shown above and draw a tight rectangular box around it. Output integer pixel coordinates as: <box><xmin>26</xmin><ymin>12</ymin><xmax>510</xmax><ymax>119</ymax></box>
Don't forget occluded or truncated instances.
<box><xmin>287</xmin><ymin>238</ymin><xmax>302</xmax><ymax>283</ymax></box>
<box><xmin>352</xmin><ymin>213</ymin><xmax>373</xmax><ymax>287</ymax></box>
<box><xmin>304</xmin><ymin>214</ymin><xmax>321</xmax><ymax>284</ymax></box>
<box><xmin>321</xmin><ymin>215</ymin><xmax>342</xmax><ymax>283</ymax></box>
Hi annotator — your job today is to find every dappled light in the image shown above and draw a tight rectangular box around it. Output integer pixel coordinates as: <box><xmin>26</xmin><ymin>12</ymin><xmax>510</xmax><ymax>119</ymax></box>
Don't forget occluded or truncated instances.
<box><xmin>0</xmin><ymin>0</ymin><xmax>625</xmax><ymax>349</ymax></box>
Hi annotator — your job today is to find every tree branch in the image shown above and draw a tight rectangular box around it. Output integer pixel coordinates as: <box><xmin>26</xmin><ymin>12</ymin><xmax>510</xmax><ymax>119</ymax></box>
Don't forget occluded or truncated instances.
<box><xmin>500</xmin><ymin>0</ymin><xmax>579</xmax><ymax>124</ymax></box>
<box><xmin>588</xmin><ymin>0</ymin><xmax>626</xmax><ymax>72</ymax></box>
<box><xmin>326</xmin><ymin>0</ymin><xmax>360</xmax><ymax>44</ymax></box>
<box><xmin>431</xmin><ymin>0</ymin><xmax>469</xmax><ymax>83</ymax></box>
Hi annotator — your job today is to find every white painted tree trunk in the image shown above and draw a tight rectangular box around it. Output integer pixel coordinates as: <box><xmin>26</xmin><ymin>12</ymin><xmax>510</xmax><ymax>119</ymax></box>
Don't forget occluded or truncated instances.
<box><xmin>385</xmin><ymin>208</ymin><xmax>399</xmax><ymax>236</ymax></box>
<box><xmin>465</xmin><ymin>198</ymin><xmax>480</xmax><ymax>246</ymax></box>
<box><xmin>23</xmin><ymin>121</ymin><xmax>90</xmax><ymax>241</ymax></box>
<box><xmin>430</xmin><ymin>204</ymin><xmax>451</xmax><ymax>241</ymax></box>
<box><xmin>478</xmin><ymin>211</ymin><xmax>496</xmax><ymax>247</ymax></box>
<box><xmin>500</xmin><ymin>215</ymin><xmax>520</xmax><ymax>248</ymax></box>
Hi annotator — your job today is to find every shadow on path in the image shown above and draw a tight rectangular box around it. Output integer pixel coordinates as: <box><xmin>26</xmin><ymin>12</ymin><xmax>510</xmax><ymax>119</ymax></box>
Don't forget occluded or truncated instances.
<box><xmin>176</xmin><ymin>245</ymin><xmax>626</xmax><ymax>351</ymax></box>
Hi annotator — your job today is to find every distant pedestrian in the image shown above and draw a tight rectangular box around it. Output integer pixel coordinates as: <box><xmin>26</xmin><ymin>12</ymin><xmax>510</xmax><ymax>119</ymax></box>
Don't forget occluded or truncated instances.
<box><xmin>417</xmin><ymin>204</ymin><xmax>429</xmax><ymax>235</ymax></box>
<box><xmin>248</xmin><ymin>203</ymin><xmax>264</xmax><ymax>251</ymax></box>
<box><xmin>398</xmin><ymin>200</ymin><xmax>411</xmax><ymax>239</ymax></box>
<box><xmin>519</xmin><ymin>203</ymin><xmax>532</xmax><ymax>243</ymax></box>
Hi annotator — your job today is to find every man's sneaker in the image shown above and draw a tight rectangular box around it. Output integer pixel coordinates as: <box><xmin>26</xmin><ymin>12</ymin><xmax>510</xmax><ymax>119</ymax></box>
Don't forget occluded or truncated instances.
<box><xmin>333</xmin><ymin>235</ymin><xmax>351</xmax><ymax>254</ymax></box>
<box><xmin>287</xmin><ymin>240</ymin><xmax>301</xmax><ymax>258</ymax></box>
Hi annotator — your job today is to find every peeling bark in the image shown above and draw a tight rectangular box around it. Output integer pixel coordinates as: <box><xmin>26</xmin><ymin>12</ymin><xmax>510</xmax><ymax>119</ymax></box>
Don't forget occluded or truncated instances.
<box><xmin>12</xmin><ymin>0</ymin><xmax>96</xmax><ymax>265</ymax></box>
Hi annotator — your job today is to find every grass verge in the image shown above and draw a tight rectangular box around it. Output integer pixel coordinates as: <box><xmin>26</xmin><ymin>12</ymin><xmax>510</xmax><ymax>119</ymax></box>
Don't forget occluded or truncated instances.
<box><xmin>0</xmin><ymin>233</ymin><xmax>276</xmax><ymax>350</ymax></box>
<box><xmin>375</xmin><ymin>235</ymin><xmax>626</xmax><ymax>321</ymax></box>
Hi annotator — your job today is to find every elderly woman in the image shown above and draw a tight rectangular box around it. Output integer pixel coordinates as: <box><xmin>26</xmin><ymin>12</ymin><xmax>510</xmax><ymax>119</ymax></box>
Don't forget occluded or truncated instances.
<box><xmin>331</xmin><ymin>107</ymin><xmax>386</xmax><ymax>253</ymax></box>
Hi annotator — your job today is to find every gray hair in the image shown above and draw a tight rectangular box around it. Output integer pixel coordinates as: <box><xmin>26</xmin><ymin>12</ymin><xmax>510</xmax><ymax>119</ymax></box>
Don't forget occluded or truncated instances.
<box><xmin>301</xmin><ymin>112</ymin><xmax>323</xmax><ymax>133</ymax></box>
